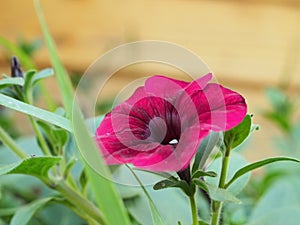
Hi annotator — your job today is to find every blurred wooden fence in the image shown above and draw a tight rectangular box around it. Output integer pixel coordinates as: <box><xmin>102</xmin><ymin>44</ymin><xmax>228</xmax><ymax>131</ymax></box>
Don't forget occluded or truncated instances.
<box><xmin>0</xmin><ymin>0</ymin><xmax>299</xmax><ymax>160</ymax></box>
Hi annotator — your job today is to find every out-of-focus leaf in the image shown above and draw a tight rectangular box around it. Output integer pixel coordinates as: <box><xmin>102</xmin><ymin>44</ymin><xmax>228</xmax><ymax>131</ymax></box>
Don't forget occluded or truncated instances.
<box><xmin>247</xmin><ymin>177</ymin><xmax>300</xmax><ymax>224</ymax></box>
<box><xmin>128</xmin><ymin>166</ymin><xmax>166</xmax><ymax>225</ymax></box>
<box><xmin>10</xmin><ymin>197</ymin><xmax>53</xmax><ymax>225</ymax></box>
<box><xmin>247</xmin><ymin>207</ymin><xmax>300</xmax><ymax>225</ymax></box>
<box><xmin>31</xmin><ymin>68</ymin><xmax>53</xmax><ymax>86</ymax></box>
<box><xmin>0</xmin><ymin>36</ymin><xmax>35</xmax><ymax>69</ymax></box>
<box><xmin>126</xmin><ymin>186</ymin><xmax>192</xmax><ymax>225</ymax></box>
<box><xmin>192</xmin><ymin>132</ymin><xmax>220</xmax><ymax>173</ymax></box>
<box><xmin>264</xmin><ymin>87</ymin><xmax>293</xmax><ymax>132</ymax></box>
<box><xmin>0</xmin><ymin>77</ymin><xmax>24</xmax><ymax>89</ymax></box>
<box><xmin>23</xmin><ymin>70</ymin><xmax>36</xmax><ymax>96</ymax></box>
<box><xmin>35</xmin><ymin>1</ymin><xmax>131</xmax><ymax>224</ymax></box>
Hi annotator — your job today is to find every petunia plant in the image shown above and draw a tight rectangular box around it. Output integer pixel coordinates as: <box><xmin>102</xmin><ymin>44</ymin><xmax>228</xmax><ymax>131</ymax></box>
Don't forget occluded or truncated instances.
<box><xmin>95</xmin><ymin>73</ymin><xmax>298</xmax><ymax>225</ymax></box>
<box><xmin>0</xmin><ymin>1</ymin><xmax>299</xmax><ymax>225</ymax></box>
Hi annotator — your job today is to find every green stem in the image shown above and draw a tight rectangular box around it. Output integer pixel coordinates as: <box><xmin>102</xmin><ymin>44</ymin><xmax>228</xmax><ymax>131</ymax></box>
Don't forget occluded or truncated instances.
<box><xmin>60</xmin><ymin>199</ymin><xmax>101</xmax><ymax>225</ymax></box>
<box><xmin>28</xmin><ymin>115</ymin><xmax>51</xmax><ymax>156</ymax></box>
<box><xmin>189</xmin><ymin>194</ymin><xmax>198</xmax><ymax>225</ymax></box>
<box><xmin>210</xmin><ymin>148</ymin><xmax>231</xmax><ymax>225</ymax></box>
<box><xmin>211</xmin><ymin>201</ymin><xmax>222</xmax><ymax>225</ymax></box>
<box><xmin>55</xmin><ymin>180</ymin><xmax>106</xmax><ymax>225</ymax></box>
<box><xmin>218</xmin><ymin>154</ymin><xmax>230</xmax><ymax>188</ymax></box>
<box><xmin>24</xmin><ymin>90</ymin><xmax>52</xmax><ymax>156</ymax></box>
<box><xmin>0</xmin><ymin>126</ymin><xmax>27</xmax><ymax>159</ymax></box>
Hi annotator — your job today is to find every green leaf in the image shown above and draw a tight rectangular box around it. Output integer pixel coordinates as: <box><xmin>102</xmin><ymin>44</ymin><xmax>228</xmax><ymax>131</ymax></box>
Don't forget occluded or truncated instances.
<box><xmin>192</xmin><ymin>132</ymin><xmax>220</xmax><ymax>173</ymax></box>
<box><xmin>0</xmin><ymin>77</ymin><xmax>24</xmax><ymax>89</ymax></box>
<box><xmin>224</xmin><ymin>114</ymin><xmax>251</xmax><ymax>150</ymax></box>
<box><xmin>37</xmin><ymin>120</ymin><xmax>69</xmax><ymax>155</ymax></box>
<box><xmin>247</xmin><ymin>207</ymin><xmax>300</xmax><ymax>225</ymax></box>
<box><xmin>193</xmin><ymin>179</ymin><xmax>240</xmax><ymax>203</ymax></box>
<box><xmin>79</xmin><ymin>169</ymin><xmax>87</xmax><ymax>191</ymax></box>
<box><xmin>10</xmin><ymin>197</ymin><xmax>53</xmax><ymax>225</ymax></box>
<box><xmin>52</xmin><ymin>128</ymin><xmax>68</xmax><ymax>147</ymax></box>
<box><xmin>0</xmin><ymin>93</ymin><xmax>71</xmax><ymax>132</ymax></box>
<box><xmin>265</xmin><ymin>87</ymin><xmax>290</xmax><ymax>112</ymax></box>
<box><xmin>24</xmin><ymin>70</ymin><xmax>36</xmax><ymax>95</ymax></box>
<box><xmin>247</xmin><ymin>177</ymin><xmax>300</xmax><ymax>225</ymax></box>
<box><xmin>0</xmin><ymin>156</ymin><xmax>61</xmax><ymax>180</ymax></box>
<box><xmin>198</xmin><ymin>220</ymin><xmax>209</xmax><ymax>225</ymax></box>
<box><xmin>23</xmin><ymin>69</ymin><xmax>54</xmax><ymax>103</ymax></box>
<box><xmin>225</xmin><ymin>157</ymin><xmax>300</xmax><ymax>188</ymax></box>
<box><xmin>128</xmin><ymin>166</ymin><xmax>166</xmax><ymax>225</ymax></box>
<box><xmin>153</xmin><ymin>179</ymin><xmax>192</xmax><ymax>196</ymax></box>
<box><xmin>34</xmin><ymin>1</ymin><xmax>132</xmax><ymax>224</ymax></box>
<box><xmin>125</xmin><ymin>186</ymin><xmax>193</xmax><ymax>225</ymax></box>
<box><xmin>153</xmin><ymin>179</ymin><xmax>176</xmax><ymax>190</ymax></box>
<box><xmin>263</xmin><ymin>87</ymin><xmax>293</xmax><ymax>132</ymax></box>
<box><xmin>192</xmin><ymin>170</ymin><xmax>217</xmax><ymax>179</ymax></box>
<box><xmin>32</xmin><ymin>68</ymin><xmax>54</xmax><ymax>86</ymax></box>
<box><xmin>34</xmin><ymin>2</ymin><xmax>73</xmax><ymax>117</ymax></box>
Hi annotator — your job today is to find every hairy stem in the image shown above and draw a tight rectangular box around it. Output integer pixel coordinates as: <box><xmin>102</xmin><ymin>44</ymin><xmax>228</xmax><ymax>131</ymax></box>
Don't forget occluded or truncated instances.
<box><xmin>190</xmin><ymin>194</ymin><xmax>198</xmax><ymax>225</ymax></box>
<box><xmin>210</xmin><ymin>148</ymin><xmax>231</xmax><ymax>225</ymax></box>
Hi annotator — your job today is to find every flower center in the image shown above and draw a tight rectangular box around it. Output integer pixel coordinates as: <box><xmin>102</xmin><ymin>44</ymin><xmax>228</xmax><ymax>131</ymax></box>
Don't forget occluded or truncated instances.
<box><xmin>129</xmin><ymin>96</ymin><xmax>181</xmax><ymax>146</ymax></box>
<box><xmin>147</xmin><ymin>117</ymin><xmax>181</xmax><ymax>146</ymax></box>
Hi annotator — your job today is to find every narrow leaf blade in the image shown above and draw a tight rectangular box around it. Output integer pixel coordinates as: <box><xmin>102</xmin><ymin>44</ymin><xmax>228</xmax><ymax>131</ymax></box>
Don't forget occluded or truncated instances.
<box><xmin>11</xmin><ymin>197</ymin><xmax>53</xmax><ymax>225</ymax></box>
<box><xmin>32</xmin><ymin>68</ymin><xmax>54</xmax><ymax>85</ymax></box>
<box><xmin>0</xmin><ymin>93</ymin><xmax>71</xmax><ymax>132</ymax></box>
<box><xmin>0</xmin><ymin>77</ymin><xmax>24</xmax><ymax>89</ymax></box>
<box><xmin>128</xmin><ymin>166</ymin><xmax>166</xmax><ymax>225</ymax></box>
<box><xmin>226</xmin><ymin>157</ymin><xmax>300</xmax><ymax>188</ymax></box>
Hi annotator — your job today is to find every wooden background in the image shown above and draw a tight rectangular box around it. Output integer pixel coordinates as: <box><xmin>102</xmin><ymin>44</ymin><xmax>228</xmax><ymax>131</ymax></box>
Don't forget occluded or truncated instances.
<box><xmin>0</xmin><ymin>0</ymin><xmax>300</xmax><ymax>161</ymax></box>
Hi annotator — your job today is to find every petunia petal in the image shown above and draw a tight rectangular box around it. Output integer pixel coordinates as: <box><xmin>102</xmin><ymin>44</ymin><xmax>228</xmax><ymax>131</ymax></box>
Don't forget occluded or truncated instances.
<box><xmin>133</xmin><ymin>126</ymin><xmax>209</xmax><ymax>171</ymax></box>
<box><xmin>192</xmin><ymin>84</ymin><xmax>247</xmax><ymax>131</ymax></box>
<box><xmin>185</xmin><ymin>73</ymin><xmax>212</xmax><ymax>94</ymax></box>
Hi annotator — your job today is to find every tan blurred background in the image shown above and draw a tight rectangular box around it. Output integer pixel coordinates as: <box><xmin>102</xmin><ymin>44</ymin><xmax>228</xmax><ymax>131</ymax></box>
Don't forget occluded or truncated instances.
<box><xmin>0</xmin><ymin>0</ymin><xmax>300</xmax><ymax>162</ymax></box>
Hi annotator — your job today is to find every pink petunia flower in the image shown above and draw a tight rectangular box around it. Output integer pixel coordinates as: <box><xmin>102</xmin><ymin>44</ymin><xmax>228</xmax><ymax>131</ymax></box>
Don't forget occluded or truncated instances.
<box><xmin>95</xmin><ymin>73</ymin><xmax>247</xmax><ymax>172</ymax></box>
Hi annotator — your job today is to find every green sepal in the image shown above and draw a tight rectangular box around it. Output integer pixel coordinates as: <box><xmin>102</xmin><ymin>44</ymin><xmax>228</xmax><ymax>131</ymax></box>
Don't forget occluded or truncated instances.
<box><xmin>224</xmin><ymin>114</ymin><xmax>252</xmax><ymax>150</ymax></box>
